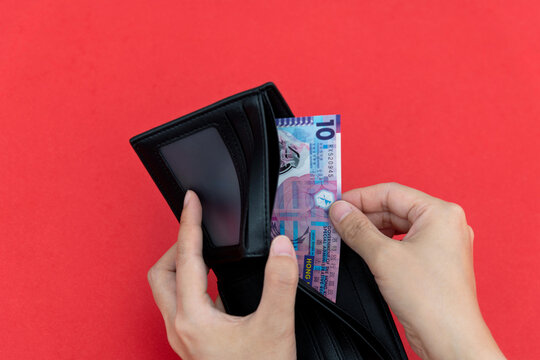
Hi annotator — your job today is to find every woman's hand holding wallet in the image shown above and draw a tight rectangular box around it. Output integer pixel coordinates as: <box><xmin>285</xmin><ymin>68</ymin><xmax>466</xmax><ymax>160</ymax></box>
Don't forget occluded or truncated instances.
<box><xmin>148</xmin><ymin>190</ymin><xmax>298</xmax><ymax>360</ymax></box>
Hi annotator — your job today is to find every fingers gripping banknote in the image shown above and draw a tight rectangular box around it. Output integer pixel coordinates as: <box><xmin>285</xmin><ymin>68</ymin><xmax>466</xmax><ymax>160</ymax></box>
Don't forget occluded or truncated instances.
<box><xmin>272</xmin><ymin>115</ymin><xmax>341</xmax><ymax>301</ymax></box>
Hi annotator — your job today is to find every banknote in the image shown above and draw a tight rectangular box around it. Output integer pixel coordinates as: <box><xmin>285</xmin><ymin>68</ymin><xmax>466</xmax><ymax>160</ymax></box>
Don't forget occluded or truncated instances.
<box><xmin>271</xmin><ymin>115</ymin><xmax>341</xmax><ymax>301</ymax></box>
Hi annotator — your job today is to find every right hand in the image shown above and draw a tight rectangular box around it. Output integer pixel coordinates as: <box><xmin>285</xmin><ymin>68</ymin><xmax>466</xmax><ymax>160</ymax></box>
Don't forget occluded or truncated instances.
<box><xmin>329</xmin><ymin>183</ymin><xmax>505</xmax><ymax>360</ymax></box>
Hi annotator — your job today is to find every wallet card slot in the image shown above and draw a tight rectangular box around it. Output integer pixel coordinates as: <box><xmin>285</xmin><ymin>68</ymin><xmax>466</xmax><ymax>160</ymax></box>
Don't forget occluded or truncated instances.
<box><xmin>240</xmin><ymin>96</ymin><xmax>272</xmax><ymax>254</ymax></box>
<box><xmin>264</xmin><ymin>84</ymin><xmax>294</xmax><ymax>118</ymax></box>
<box><xmin>224</xmin><ymin>108</ymin><xmax>254</xmax><ymax>171</ymax></box>
<box><xmin>262</xmin><ymin>92</ymin><xmax>282</xmax><ymax>209</ymax></box>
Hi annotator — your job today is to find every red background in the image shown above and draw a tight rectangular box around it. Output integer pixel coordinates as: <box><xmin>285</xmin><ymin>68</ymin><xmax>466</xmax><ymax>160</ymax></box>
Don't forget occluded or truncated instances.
<box><xmin>1</xmin><ymin>1</ymin><xmax>539</xmax><ymax>359</ymax></box>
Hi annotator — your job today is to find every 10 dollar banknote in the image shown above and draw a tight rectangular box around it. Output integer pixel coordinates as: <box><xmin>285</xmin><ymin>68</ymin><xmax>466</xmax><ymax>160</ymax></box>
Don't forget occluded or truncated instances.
<box><xmin>271</xmin><ymin>115</ymin><xmax>341</xmax><ymax>302</ymax></box>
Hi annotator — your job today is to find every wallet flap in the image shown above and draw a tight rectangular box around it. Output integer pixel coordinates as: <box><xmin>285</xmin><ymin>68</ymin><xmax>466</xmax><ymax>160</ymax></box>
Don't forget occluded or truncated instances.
<box><xmin>130</xmin><ymin>83</ymin><xmax>285</xmax><ymax>266</ymax></box>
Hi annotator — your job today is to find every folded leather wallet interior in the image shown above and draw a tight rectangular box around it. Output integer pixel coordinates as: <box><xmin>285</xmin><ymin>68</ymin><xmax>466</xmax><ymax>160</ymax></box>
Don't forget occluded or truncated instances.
<box><xmin>130</xmin><ymin>83</ymin><xmax>408</xmax><ymax>359</ymax></box>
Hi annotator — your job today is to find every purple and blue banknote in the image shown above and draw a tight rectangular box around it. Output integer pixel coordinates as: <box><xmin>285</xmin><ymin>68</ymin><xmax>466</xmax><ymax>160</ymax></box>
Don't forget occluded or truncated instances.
<box><xmin>272</xmin><ymin>115</ymin><xmax>341</xmax><ymax>302</ymax></box>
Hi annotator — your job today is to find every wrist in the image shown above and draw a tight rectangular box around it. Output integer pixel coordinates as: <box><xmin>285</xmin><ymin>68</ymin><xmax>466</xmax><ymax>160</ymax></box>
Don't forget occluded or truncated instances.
<box><xmin>412</xmin><ymin>305</ymin><xmax>504</xmax><ymax>360</ymax></box>
<box><xmin>444</xmin><ymin>318</ymin><xmax>504</xmax><ymax>360</ymax></box>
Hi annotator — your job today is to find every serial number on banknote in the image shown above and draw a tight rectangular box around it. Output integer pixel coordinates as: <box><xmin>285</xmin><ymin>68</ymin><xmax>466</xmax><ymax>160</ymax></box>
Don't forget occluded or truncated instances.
<box><xmin>271</xmin><ymin>115</ymin><xmax>342</xmax><ymax>302</ymax></box>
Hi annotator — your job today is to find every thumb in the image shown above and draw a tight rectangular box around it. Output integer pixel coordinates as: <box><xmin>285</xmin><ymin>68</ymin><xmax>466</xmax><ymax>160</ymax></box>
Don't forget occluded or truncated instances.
<box><xmin>330</xmin><ymin>200</ymin><xmax>390</xmax><ymax>268</ymax></box>
<box><xmin>255</xmin><ymin>236</ymin><xmax>298</xmax><ymax>326</ymax></box>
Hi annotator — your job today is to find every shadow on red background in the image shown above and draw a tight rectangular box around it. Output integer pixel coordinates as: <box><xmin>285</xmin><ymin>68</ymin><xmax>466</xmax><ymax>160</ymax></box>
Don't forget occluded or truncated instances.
<box><xmin>1</xmin><ymin>1</ymin><xmax>539</xmax><ymax>359</ymax></box>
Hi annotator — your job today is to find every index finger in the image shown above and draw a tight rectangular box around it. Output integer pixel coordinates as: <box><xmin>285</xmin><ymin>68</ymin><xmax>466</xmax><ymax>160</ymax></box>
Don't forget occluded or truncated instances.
<box><xmin>148</xmin><ymin>243</ymin><xmax>177</xmax><ymax>321</ymax></box>
<box><xmin>342</xmin><ymin>183</ymin><xmax>441</xmax><ymax>223</ymax></box>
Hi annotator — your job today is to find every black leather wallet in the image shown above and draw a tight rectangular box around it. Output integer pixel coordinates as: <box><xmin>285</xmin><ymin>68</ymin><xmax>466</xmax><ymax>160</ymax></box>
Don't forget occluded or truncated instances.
<box><xmin>130</xmin><ymin>83</ymin><xmax>408</xmax><ymax>359</ymax></box>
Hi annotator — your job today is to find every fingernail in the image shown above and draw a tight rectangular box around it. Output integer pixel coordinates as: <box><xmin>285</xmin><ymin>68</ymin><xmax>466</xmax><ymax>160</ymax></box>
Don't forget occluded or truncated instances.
<box><xmin>183</xmin><ymin>190</ymin><xmax>192</xmax><ymax>208</ymax></box>
<box><xmin>271</xmin><ymin>235</ymin><xmax>295</xmax><ymax>257</ymax></box>
<box><xmin>330</xmin><ymin>201</ymin><xmax>354</xmax><ymax>223</ymax></box>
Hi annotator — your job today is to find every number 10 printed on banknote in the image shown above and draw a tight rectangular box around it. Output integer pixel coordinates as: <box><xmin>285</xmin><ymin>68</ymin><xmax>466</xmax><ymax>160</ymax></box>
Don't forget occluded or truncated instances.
<box><xmin>272</xmin><ymin>115</ymin><xmax>342</xmax><ymax>302</ymax></box>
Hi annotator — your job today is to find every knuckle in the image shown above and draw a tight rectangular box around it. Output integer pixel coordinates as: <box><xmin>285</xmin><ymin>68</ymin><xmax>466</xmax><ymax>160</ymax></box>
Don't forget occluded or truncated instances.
<box><xmin>147</xmin><ymin>265</ymin><xmax>158</xmax><ymax>286</ymax></box>
<box><xmin>381</xmin><ymin>212</ymin><xmax>393</xmax><ymax>229</ymax></box>
<box><xmin>446</xmin><ymin>202</ymin><xmax>466</xmax><ymax>219</ymax></box>
<box><xmin>174</xmin><ymin>315</ymin><xmax>195</xmax><ymax>338</ymax></box>
<box><xmin>174</xmin><ymin>315</ymin><xmax>185</xmax><ymax>334</ymax></box>
<box><xmin>166</xmin><ymin>329</ymin><xmax>179</xmax><ymax>349</ymax></box>
<box><xmin>467</xmin><ymin>225</ymin><xmax>475</xmax><ymax>241</ymax></box>
<box><xmin>385</xmin><ymin>181</ymin><xmax>401</xmax><ymax>189</ymax></box>
<box><xmin>383</xmin><ymin>182</ymin><xmax>404</xmax><ymax>195</ymax></box>
<box><xmin>438</xmin><ymin>202</ymin><xmax>468</xmax><ymax>228</ymax></box>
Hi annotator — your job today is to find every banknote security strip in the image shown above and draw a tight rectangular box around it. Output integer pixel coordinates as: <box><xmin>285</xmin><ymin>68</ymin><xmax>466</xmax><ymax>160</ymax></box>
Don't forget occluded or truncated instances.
<box><xmin>271</xmin><ymin>115</ymin><xmax>342</xmax><ymax>302</ymax></box>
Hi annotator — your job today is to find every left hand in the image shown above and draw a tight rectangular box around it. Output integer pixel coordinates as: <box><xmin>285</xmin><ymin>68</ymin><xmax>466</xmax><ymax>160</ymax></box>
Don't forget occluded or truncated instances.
<box><xmin>147</xmin><ymin>190</ymin><xmax>299</xmax><ymax>359</ymax></box>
